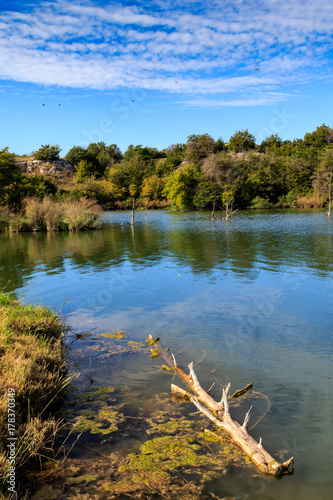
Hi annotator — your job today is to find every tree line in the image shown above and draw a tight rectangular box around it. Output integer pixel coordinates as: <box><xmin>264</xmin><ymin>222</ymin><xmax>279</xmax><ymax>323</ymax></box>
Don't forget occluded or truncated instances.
<box><xmin>1</xmin><ymin>125</ymin><xmax>333</xmax><ymax>216</ymax></box>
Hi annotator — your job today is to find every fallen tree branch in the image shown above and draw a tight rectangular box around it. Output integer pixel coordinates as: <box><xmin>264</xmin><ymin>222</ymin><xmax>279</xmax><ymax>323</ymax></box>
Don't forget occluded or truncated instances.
<box><xmin>147</xmin><ymin>336</ymin><xmax>294</xmax><ymax>477</ymax></box>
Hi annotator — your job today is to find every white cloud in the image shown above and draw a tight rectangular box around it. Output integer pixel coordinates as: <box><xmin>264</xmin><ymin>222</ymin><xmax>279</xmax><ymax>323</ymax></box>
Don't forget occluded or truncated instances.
<box><xmin>0</xmin><ymin>0</ymin><xmax>332</xmax><ymax>105</ymax></box>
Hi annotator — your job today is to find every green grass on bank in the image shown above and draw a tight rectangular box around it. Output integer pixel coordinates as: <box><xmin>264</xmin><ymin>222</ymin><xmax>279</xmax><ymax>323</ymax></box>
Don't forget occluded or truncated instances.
<box><xmin>0</xmin><ymin>293</ymin><xmax>71</xmax><ymax>495</ymax></box>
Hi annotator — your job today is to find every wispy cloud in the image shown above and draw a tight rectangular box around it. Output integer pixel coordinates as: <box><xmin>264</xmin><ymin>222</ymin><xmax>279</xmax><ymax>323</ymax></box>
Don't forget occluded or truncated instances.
<box><xmin>0</xmin><ymin>0</ymin><xmax>332</xmax><ymax>105</ymax></box>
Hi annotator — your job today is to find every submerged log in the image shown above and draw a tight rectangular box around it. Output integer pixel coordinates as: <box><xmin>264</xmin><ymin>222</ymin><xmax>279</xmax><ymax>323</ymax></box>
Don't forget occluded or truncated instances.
<box><xmin>148</xmin><ymin>336</ymin><xmax>294</xmax><ymax>477</ymax></box>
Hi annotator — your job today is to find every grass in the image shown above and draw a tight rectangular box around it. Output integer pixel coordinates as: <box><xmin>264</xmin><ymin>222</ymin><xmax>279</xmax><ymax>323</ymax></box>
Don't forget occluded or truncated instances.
<box><xmin>0</xmin><ymin>197</ymin><xmax>102</xmax><ymax>233</ymax></box>
<box><xmin>0</xmin><ymin>293</ymin><xmax>71</xmax><ymax>495</ymax></box>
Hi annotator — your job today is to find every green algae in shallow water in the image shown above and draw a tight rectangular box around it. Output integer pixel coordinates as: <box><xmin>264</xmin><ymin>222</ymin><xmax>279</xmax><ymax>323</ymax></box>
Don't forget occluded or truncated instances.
<box><xmin>75</xmin><ymin>405</ymin><xmax>124</xmax><ymax>435</ymax></box>
<box><xmin>31</xmin><ymin>484</ymin><xmax>62</xmax><ymax>500</ymax></box>
<box><xmin>147</xmin><ymin>417</ymin><xmax>193</xmax><ymax>435</ymax></box>
<box><xmin>97</xmin><ymin>331</ymin><xmax>126</xmax><ymax>339</ymax></box>
<box><xmin>67</xmin><ymin>474</ymin><xmax>97</xmax><ymax>485</ymax></box>
<box><xmin>77</xmin><ymin>385</ymin><xmax>116</xmax><ymax>402</ymax></box>
<box><xmin>28</xmin><ymin>410</ymin><xmax>248</xmax><ymax>500</ymax></box>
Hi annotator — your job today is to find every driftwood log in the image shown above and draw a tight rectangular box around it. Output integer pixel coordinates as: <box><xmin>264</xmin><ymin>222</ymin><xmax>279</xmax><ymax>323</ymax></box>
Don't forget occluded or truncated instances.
<box><xmin>148</xmin><ymin>336</ymin><xmax>294</xmax><ymax>477</ymax></box>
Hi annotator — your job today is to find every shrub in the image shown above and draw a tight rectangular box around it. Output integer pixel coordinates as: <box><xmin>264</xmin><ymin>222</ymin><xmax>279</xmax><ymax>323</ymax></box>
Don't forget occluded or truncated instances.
<box><xmin>276</xmin><ymin>192</ymin><xmax>298</xmax><ymax>208</ymax></box>
<box><xmin>62</xmin><ymin>198</ymin><xmax>101</xmax><ymax>230</ymax></box>
<box><xmin>250</xmin><ymin>196</ymin><xmax>275</xmax><ymax>209</ymax></box>
<box><xmin>297</xmin><ymin>193</ymin><xmax>323</xmax><ymax>208</ymax></box>
<box><xmin>42</xmin><ymin>198</ymin><xmax>65</xmax><ymax>231</ymax></box>
<box><xmin>24</xmin><ymin>198</ymin><xmax>47</xmax><ymax>230</ymax></box>
<box><xmin>0</xmin><ymin>206</ymin><xmax>9</xmax><ymax>231</ymax></box>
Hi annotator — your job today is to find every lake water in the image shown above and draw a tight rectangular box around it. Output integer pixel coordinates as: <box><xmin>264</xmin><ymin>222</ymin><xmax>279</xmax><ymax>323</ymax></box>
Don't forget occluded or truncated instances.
<box><xmin>1</xmin><ymin>210</ymin><xmax>332</xmax><ymax>499</ymax></box>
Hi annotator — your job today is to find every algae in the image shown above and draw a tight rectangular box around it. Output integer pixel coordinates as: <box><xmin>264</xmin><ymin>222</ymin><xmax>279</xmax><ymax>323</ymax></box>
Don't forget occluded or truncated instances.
<box><xmin>97</xmin><ymin>330</ymin><xmax>126</xmax><ymax>339</ymax></box>
<box><xmin>75</xmin><ymin>405</ymin><xmax>124</xmax><ymax>435</ymax></box>
<box><xmin>31</xmin><ymin>484</ymin><xmax>62</xmax><ymax>499</ymax></box>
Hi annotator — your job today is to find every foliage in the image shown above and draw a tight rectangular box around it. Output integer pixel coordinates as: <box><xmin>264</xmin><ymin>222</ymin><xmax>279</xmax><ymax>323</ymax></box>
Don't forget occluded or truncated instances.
<box><xmin>312</xmin><ymin>147</ymin><xmax>333</xmax><ymax>213</ymax></box>
<box><xmin>3</xmin><ymin>123</ymin><xmax>333</xmax><ymax>213</ymax></box>
<box><xmin>185</xmin><ymin>133</ymin><xmax>216</xmax><ymax>164</ymax></box>
<box><xmin>65</xmin><ymin>145</ymin><xmax>88</xmax><ymax>167</ymax></box>
<box><xmin>304</xmin><ymin>124</ymin><xmax>333</xmax><ymax>149</ymax></box>
<box><xmin>228</xmin><ymin>129</ymin><xmax>256</xmax><ymax>152</ymax></box>
<box><xmin>141</xmin><ymin>174</ymin><xmax>166</xmax><ymax>201</ymax></box>
<box><xmin>0</xmin><ymin>148</ymin><xmax>23</xmax><ymax>209</ymax></box>
<box><xmin>163</xmin><ymin>164</ymin><xmax>200</xmax><ymax>209</ymax></box>
<box><xmin>250</xmin><ymin>196</ymin><xmax>276</xmax><ymax>209</ymax></box>
<box><xmin>0</xmin><ymin>206</ymin><xmax>10</xmax><ymax>231</ymax></box>
<box><xmin>74</xmin><ymin>160</ymin><xmax>96</xmax><ymax>183</ymax></box>
<box><xmin>22</xmin><ymin>175</ymin><xmax>58</xmax><ymax>198</ymax></box>
<box><xmin>35</xmin><ymin>144</ymin><xmax>61</xmax><ymax>162</ymax></box>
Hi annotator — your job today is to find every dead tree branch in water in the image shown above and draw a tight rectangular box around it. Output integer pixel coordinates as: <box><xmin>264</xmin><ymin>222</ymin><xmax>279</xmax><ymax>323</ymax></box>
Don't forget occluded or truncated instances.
<box><xmin>147</xmin><ymin>335</ymin><xmax>294</xmax><ymax>477</ymax></box>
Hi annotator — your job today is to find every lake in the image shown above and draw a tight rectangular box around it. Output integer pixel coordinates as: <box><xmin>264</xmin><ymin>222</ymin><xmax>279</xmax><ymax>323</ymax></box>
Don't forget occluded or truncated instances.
<box><xmin>1</xmin><ymin>209</ymin><xmax>332</xmax><ymax>499</ymax></box>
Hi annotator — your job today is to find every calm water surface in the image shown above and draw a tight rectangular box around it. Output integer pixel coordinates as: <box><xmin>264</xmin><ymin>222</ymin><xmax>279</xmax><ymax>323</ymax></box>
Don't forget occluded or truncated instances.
<box><xmin>1</xmin><ymin>210</ymin><xmax>332</xmax><ymax>499</ymax></box>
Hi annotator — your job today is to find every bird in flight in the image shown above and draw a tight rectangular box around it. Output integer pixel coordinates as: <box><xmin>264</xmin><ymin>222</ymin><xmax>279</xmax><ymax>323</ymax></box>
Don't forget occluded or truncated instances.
<box><xmin>131</xmin><ymin>99</ymin><xmax>135</xmax><ymax>102</ymax></box>
<box><xmin>59</xmin><ymin>104</ymin><xmax>61</xmax><ymax>106</ymax></box>
<box><xmin>255</xmin><ymin>68</ymin><xmax>259</xmax><ymax>71</ymax></box>
<box><xmin>175</xmin><ymin>81</ymin><xmax>178</xmax><ymax>83</ymax></box>
<box><xmin>42</xmin><ymin>103</ymin><xmax>45</xmax><ymax>106</ymax></box>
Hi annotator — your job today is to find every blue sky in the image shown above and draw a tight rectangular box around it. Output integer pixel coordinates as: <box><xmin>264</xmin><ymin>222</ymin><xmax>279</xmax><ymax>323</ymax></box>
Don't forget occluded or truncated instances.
<box><xmin>1</xmin><ymin>0</ymin><xmax>333</xmax><ymax>156</ymax></box>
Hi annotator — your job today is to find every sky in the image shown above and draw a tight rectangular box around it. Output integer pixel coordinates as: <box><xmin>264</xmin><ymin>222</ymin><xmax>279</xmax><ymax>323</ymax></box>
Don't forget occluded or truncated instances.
<box><xmin>0</xmin><ymin>0</ymin><xmax>333</xmax><ymax>156</ymax></box>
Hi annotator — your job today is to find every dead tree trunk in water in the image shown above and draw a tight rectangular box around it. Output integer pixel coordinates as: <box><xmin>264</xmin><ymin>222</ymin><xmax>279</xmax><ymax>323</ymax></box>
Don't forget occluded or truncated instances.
<box><xmin>148</xmin><ymin>336</ymin><xmax>294</xmax><ymax>477</ymax></box>
<box><xmin>211</xmin><ymin>198</ymin><xmax>216</xmax><ymax>221</ymax></box>
<box><xmin>328</xmin><ymin>171</ymin><xmax>332</xmax><ymax>217</ymax></box>
<box><xmin>224</xmin><ymin>194</ymin><xmax>238</xmax><ymax>222</ymax></box>
<box><xmin>130</xmin><ymin>197</ymin><xmax>135</xmax><ymax>225</ymax></box>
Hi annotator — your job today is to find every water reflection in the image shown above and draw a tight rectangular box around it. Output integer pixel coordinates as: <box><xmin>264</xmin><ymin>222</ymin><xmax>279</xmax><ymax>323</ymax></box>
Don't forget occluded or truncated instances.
<box><xmin>1</xmin><ymin>210</ymin><xmax>332</xmax><ymax>295</ymax></box>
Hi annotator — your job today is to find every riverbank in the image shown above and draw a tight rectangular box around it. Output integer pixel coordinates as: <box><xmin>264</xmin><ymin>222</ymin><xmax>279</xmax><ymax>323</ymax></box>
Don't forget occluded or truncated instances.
<box><xmin>0</xmin><ymin>293</ymin><xmax>70</xmax><ymax>497</ymax></box>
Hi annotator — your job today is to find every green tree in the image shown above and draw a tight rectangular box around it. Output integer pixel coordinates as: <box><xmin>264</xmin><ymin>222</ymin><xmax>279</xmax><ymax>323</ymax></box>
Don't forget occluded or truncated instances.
<box><xmin>312</xmin><ymin>148</ymin><xmax>333</xmax><ymax>216</ymax></box>
<box><xmin>35</xmin><ymin>144</ymin><xmax>61</xmax><ymax>162</ymax></box>
<box><xmin>21</xmin><ymin>175</ymin><xmax>57</xmax><ymax>198</ymax></box>
<box><xmin>228</xmin><ymin>130</ymin><xmax>256</xmax><ymax>153</ymax></box>
<box><xmin>0</xmin><ymin>148</ymin><xmax>23</xmax><ymax>209</ymax></box>
<box><xmin>260</xmin><ymin>134</ymin><xmax>283</xmax><ymax>153</ymax></box>
<box><xmin>157</xmin><ymin>144</ymin><xmax>186</xmax><ymax>175</ymax></box>
<box><xmin>195</xmin><ymin>154</ymin><xmax>224</xmax><ymax>219</ymax></box>
<box><xmin>65</xmin><ymin>146</ymin><xmax>88</xmax><ymax>168</ymax></box>
<box><xmin>304</xmin><ymin>124</ymin><xmax>333</xmax><ymax>149</ymax></box>
<box><xmin>185</xmin><ymin>133</ymin><xmax>216</xmax><ymax>165</ymax></box>
<box><xmin>141</xmin><ymin>175</ymin><xmax>166</xmax><ymax>201</ymax></box>
<box><xmin>87</xmin><ymin>142</ymin><xmax>123</xmax><ymax>176</ymax></box>
<box><xmin>163</xmin><ymin>164</ymin><xmax>200</xmax><ymax>209</ymax></box>
<box><xmin>203</xmin><ymin>152</ymin><xmax>242</xmax><ymax>221</ymax></box>
<box><xmin>74</xmin><ymin>160</ymin><xmax>96</xmax><ymax>183</ymax></box>
<box><xmin>109</xmin><ymin>152</ymin><xmax>151</xmax><ymax>224</ymax></box>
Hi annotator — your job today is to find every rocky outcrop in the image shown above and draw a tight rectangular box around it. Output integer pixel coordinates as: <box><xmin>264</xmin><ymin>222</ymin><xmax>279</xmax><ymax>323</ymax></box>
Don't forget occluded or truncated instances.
<box><xmin>15</xmin><ymin>157</ymin><xmax>74</xmax><ymax>175</ymax></box>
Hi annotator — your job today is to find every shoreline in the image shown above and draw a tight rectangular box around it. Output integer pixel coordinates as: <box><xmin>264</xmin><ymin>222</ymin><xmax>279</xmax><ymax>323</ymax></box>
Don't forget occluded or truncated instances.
<box><xmin>0</xmin><ymin>293</ymin><xmax>71</xmax><ymax>497</ymax></box>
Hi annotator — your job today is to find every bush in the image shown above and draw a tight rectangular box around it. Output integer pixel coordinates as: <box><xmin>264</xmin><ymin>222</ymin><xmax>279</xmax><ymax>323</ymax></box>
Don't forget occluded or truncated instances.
<box><xmin>276</xmin><ymin>192</ymin><xmax>298</xmax><ymax>208</ymax></box>
<box><xmin>42</xmin><ymin>198</ymin><xmax>65</xmax><ymax>231</ymax></box>
<box><xmin>62</xmin><ymin>198</ymin><xmax>101</xmax><ymax>230</ymax></box>
<box><xmin>24</xmin><ymin>198</ymin><xmax>47</xmax><ymax>230</ymax></box>
<box><xmin>9</xmin><ymin>197</ymin><xmax>102</xmax><ymax>232</ymax></box>
<box><xmin>0</xmin><ymin>206</ymin><xmax>9</xmax><ymax>231</ymax></box>
<box><xmin>250</xmin><ymin>196</ymin><xmax>275</xmax><ymax>209</ymax></box>
<box><xmin>34</xmin><ymin>144</ymin><xmax>61</xmax><ymax>162</ymax></box>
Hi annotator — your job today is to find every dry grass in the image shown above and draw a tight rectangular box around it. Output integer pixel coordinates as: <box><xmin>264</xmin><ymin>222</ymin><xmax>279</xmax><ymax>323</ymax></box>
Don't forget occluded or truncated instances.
<box><xmin>297</xmin><ymin>193</ymin><xmax>323</xmax><ymax>208</ymax></box>
<box><xmin>8</xmin><ymin>197</ymin><xmax>102</xmax><ymax>232</ymax></box>
<box><xmin>61</xmin><ymin>198</ymin><xmax>101</xmax><ymax>231</ymax></box>
<box><xmin>0</xmin><ymin>293</ymin><xmax>71</xmax><ymax>494</ymax></box>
